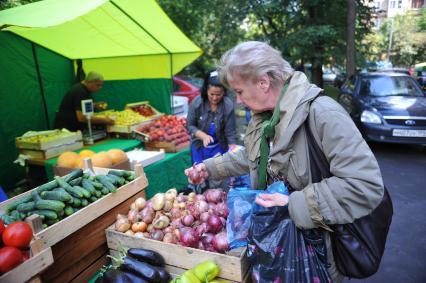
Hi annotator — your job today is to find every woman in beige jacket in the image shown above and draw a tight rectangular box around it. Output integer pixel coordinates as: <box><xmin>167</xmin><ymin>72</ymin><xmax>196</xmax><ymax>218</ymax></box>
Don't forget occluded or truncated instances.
<box><xmin>185</xmin><ymin>41</ymin><xmax>384</xmax><ymax>282</ymax></box>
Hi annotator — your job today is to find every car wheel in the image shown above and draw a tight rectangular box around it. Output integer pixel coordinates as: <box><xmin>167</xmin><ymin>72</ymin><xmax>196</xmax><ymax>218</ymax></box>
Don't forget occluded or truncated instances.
<box><xmin>337</xmin><ymin>94</ymin><xmax>353</xmax><ymax>114</ymax></box>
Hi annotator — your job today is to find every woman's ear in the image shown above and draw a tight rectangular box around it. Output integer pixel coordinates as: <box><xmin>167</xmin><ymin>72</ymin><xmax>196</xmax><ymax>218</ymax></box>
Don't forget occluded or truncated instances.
<box><xmin>258</xmin><ymin>74</ymin><xmax>270</xmax><ymax>92</ymax></box>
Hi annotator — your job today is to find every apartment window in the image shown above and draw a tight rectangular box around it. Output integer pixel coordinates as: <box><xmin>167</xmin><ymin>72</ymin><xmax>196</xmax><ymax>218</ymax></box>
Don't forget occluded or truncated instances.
<box><xmin>398</xmin><ymin>0</ymin><xmax>402</xmax><ymax>8</ymax></box>
<box><xmin>411</xmin><ymin>0</ymin><xmax>424</xmax><ymax>8</ymax></box>
<box><xmin>390</xmin><ymin>0</ymin><xmax>396</xmax><ymax>8</ymax></box>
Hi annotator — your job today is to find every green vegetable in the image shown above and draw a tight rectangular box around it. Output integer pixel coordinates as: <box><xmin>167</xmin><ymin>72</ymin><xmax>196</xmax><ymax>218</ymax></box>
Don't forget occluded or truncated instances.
<box><xmin>55</xmin><ymin>176</ymin><xmax>82</xmax><ymax>198</ymax></box>
<box><xmin>94</xmin><ymin>190</ymin><xmax>102</xmax><ymax>198</ymax></box>
<box><xmin>35</xmin><ymin>199</ymin><xmax>65</xmax><ymax>213</ymax></box>
<box><xmin>71</xmin><ymin>197</ymin><xmax>82</xmax><ymax>207</ymax></box>
<box><xmin>81</xmin><ymin>198</ymin><xmax>89</xmax><ymax>207</ymax></box>
<box><xmin>90</xmin><ymin>181</ymin><xmax>104</xmax><ymax>189</ymax></box>
<box><xmin>96</xmin><ymin>175</ymin><xmax>116</xmax><ymax>193</ymax></box>
<box><xmin>45</xmin><ymin>218</ymin><xmax>59</xmax><ymax>226</ymax></box>
<box><xmin>16</xmin><ymin>201</ymin><xmax>36</xmax><ymax>213</ymax></box>
<box><xmin>73</xmin><ymin>185</ymin><xmax>91</xmax><ymax>198</ymax></box>
<box><xmin>5</xmin><ymin>194</ymin><xmax>33</xmax><ymax>213</ymax></box>
<box><xmin>107</xmin><ymin>174</ymin><xmax>125</xmax><ymax>186</ymax></box>
<box><xmin>31</xmin><ymin>191</ymin><xmax>43</xmax><ymax>202</ymax></box>
<box><xmin>10</xmin><ymin>210</ymin><xmax>22</xmax><ymax>221</ymax></box>
<box><xmin>100</xmin><ymin>187</ymin><xmax>109</xmax><ymax>195</ymax></box>
<box><xmin>36</xmin><ymin>180</ymin><xmax>58</xmax><ymax>193</ymax></box>
<box><xmin>192</xmin><ymin>260</ymin><xmax>220</xmax><ymax>282</ymax></box>
<box><xmin>81</xmin><ymin>179</ymin><xmax>97</xmax><ymax>195</ymax></box>
<box><xmin>41</xmin><ymin>191</ymin><xmax>72</xmax><ymax>202</ymax></box>
<box><xmin>179</xmin><ymin>270</ymin><xmax>201</xmax><ymax>283</ymax></box>
<box><xmin>108</xmin><ymin>170</ymin><xmax>125</xmax><ymax>177</ymax></box>
<box><xmin>62</xmin><ymin>169</ymin><xmax>83</xmax><ymax>183</ymax></box>
<box><xmin>89</xmin><ymin>196</ymin><xmax>98</xmax><ymax>203</ymax></box>
<box><xmin>30</xmin><ymin>209</ymin><xmax>57</xmax><ymax>220</ymax></box>
<box><xmin>69</xmin><ymin>177</ymin><xmax>82</xmax><ymax>186</ymax></box>
<box><xmin>64</xmin><ymin>206</ymin><xmax>74</xmax><ymax>216</ymax></box>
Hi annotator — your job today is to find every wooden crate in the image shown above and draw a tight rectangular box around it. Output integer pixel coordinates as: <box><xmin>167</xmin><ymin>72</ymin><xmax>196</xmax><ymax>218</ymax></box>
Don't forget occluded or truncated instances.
<box><xmin>125</xmin><ymin>101</ymin><xmax>163</xmax><ymax>120</ymax></box>
<box><xmin>20</xmin><ymin>141</ymin><xmax>84</xmax><ymax>160</ymax></box>
<box><xmin>144</xmin><ymin>140</ymin><xmax>190</xmax><ymax>153</ymax></box>
<box><xmin>16</xmin><ymin>130</ymin><xmax>82</xmax><ymax>150</ymax></box>
<box><xmin>106</xmin><ymin>227</ymin><xmax>250</xmax><ymax>282</ymax></box>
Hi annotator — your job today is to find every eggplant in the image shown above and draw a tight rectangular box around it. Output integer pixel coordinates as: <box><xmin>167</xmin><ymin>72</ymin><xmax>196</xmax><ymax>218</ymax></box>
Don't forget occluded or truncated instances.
<box><xmin>102</xmin><ymin>269</ymin><xmax>131</xmax><ymax>283</ymax></box>
<box><xmin>121</xmin><ymin>256</ymin><xmax>161</xmax><ymax>282</ymax></box>
<box><xmin>122</xmin><ymin>271</ymin><xmax>151</xmax><ymax>283</ymax></box>
<box><xmin>127</xmin><ymin>248</ymin><xmax>166</xmax><ymax>267</ymax></box>
<box><xmin>156</xmin><ymin>266</ymin><xmax>172</xmax><ymax>283</ymax></box>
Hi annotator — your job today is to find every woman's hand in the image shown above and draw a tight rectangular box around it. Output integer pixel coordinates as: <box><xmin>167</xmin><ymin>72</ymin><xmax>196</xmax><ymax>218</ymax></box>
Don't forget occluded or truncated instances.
<box><xmin>201</xmin><ymin>134</ymin><xmax>214</xmax><ymax>147</ymax></box>
<box><xmin>184</xmin><ymin>163</ymin><xmax>209</xmax><ymax>184</ymax></box>
<box><xmin>255</xmin><ymin>193</ymin><xmax>289</xmax><ymax>207</ymax></box>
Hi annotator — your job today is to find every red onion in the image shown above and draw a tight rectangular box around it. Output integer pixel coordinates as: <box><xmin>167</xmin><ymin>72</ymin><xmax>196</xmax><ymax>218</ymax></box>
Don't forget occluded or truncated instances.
<box><xmin>208</xmin><ymin>203</ymin><xmax>216</xmax><ymax>214</ymax></box>
<box><xmin>171</xmin><ymin>218</ymin><xmax>184</xmax><ymax>229</ymax></box>
<box><xmin>186</xmin><ymin>203</ymin><xmax>200</xmax><ymax>219</ymax></box>
<box><xmin>212</xmin><ymin>231</ymin><xmax>229</xmax><ymax>252</ymax></box>
<box><xmin>163</xmin><ymin>233</ymin><xmax>176</xmax><ymax>244</ymax></box>
<box><xmin>140</xmin><ymin>207</ymin><xmax>155</xmax><ymax>224</ymax></box>
<box><xmin>197</xmin><ymin>241</ymin><xmax>205</xmax><ymax>250</ymax></box>
<box><xmin>150</xmin><ymin>229</ymin><xmax>164</xmax><ymax>241</ymax></box>
<box><xmin>207</xmin><ymin>214</ymin><xmax>223</xmax><ymax>233</ymax></box>
<box><xmin>182</xmin><ymin>214</ymin><xmax>195</xmax><ymax>226</ymax></box>
<box><xmin>170</xmin><ymin>207</ymin><xmax>181</xmax><ymax>219</ymax></box>
<box><xmin>145</xmin><ymin>200</ymin><xmax>153</xmax><ymax>209</ymax></box>
<box><xmin>205</xmin><ymin>189</ymin><xmax>224</xmax><ymax>203</ymax></box>
<box><xmin>195</xmin><ymin>194</ymin><xmax>206</xmax><ymax>202</ymax></box>
<box><xmin>163</xmin><ymin>227</ymin><xmax>173</xmax><ymax>234</ymax></box>
<box><xmin>195</xmin><ymin>200</ymin><xmax>209</xmax><ymax>214</ymax></box>
<box><xmin>214</xmin><ymin>202</ymin><xmax>229</xmax><ymax>218</ymax></box>
<box><xmin>220</xmin><ymin>217</ymin><xmax>227</xmax><ymax>227</ymax></box>
<box><xmin>177</xmin><ymin>193</ymin><xmax>187</xmax><ymax>203</ymax></box>
<box><xmin>195</xmin><ymin>222</ymin><xmax>208</xmax><ymax>237</ymax></box>
<box><xmin>173</xmin><ymin>228</ymin><xmax>181</xmax><ymax>241</ymax></box>
<box><xmin>200</xmin><ymin>212</ymin><xmax>210</xmax><ymax>223</ymax></box>
<box><xmin>179</xmin><ymin>227</ymin><xmax>199</xmax><ymax>247</ymax></box>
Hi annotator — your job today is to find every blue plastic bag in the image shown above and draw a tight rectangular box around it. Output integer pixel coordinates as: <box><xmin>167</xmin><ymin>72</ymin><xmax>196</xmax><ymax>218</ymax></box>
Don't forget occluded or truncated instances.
<box><xmin>226</xmin><ymin>181</ymin><xmax>289</xmax><ymax>249</ymax></box>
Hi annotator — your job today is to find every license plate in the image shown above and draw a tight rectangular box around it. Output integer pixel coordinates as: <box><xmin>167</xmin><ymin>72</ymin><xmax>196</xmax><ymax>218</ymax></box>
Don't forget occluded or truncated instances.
<box><xmin>392</xmin><ymin>129</ymin><xmax>426</xmax><ymax>137</ymax></box>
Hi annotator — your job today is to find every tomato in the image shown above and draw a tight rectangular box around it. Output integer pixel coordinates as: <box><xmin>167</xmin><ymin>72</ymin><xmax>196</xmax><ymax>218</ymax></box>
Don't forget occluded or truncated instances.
<box><xmin>0</xmin><ymin>246</ymin><xmax>22</xmax><ymax>273</ymax></box>
<box><xmin>2</xmin><ymin>222</ymin><xmax>33</xmax><ymax>249</ymax></box>
<box><xmin>21</xmin><ymin>250</ymin><xmax>30</xmax><ymax>262</ymax></box>
<box><xmin>0</xmin><ymin>219</ymin><xmax>5</xmax><ymax>243</ymax></box>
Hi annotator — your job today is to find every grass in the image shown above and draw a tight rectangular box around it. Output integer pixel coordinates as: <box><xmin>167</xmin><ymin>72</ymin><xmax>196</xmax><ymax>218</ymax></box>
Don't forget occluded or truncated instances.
<box><xmin>323</xmin><ymin>84</ymin><xmax>339</xmax><ymax>101</ymax></box>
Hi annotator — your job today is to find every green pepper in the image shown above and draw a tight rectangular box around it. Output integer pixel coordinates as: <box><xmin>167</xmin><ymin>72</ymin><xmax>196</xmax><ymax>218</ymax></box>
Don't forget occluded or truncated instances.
<box><xmin>192</xmin><ymin>260</ymin><xmax>220</xmax><ymax>282</ymax></box>
<box><xmin>180</xmin><ymin>270</ymin><xmax>202</xmax><ymax>283</ymax></box>
<box><xmin>208</xmin><ymin>280</ymin><xmax>231</xmax><ymax>283</ymax></box>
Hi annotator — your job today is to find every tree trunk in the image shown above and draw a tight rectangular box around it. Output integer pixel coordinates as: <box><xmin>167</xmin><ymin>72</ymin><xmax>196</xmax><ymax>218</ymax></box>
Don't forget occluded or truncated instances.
<box><xmin>312</xmin><ymin>64</ymin><xmax>323</xmax><ymax>87</ymax></box>
<box><xmin>346</xmin><ymin>0</ymin><xmax>356</xmax><ymax>77</ymax></box>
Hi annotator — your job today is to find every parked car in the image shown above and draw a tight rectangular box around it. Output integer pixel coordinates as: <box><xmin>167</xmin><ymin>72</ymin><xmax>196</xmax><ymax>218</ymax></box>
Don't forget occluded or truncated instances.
<box><xmin>337</xmin><ymin>72</ymin><xmax>426</xmax><ymax>144</ymax></box>
<box><xmin>414</xmin><ymin>62</ymin><xmax>426</xmax><ymax>90</ymax></box>
<box><xmin>322</xmin><ymin>66</ymin><xmax>346</xmax><ymax>87</ymax></box>
<box><xmin>173</xmin><ymin>76</ymin><xmax>201</xmax><ymax>104</ymax></box>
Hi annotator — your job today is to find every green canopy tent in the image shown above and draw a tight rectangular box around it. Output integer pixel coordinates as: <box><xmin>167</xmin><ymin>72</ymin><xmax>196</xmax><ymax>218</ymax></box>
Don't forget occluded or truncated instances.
<box><xmin>0</xmin><ymin>0</ymin><xmax>202</xmax><ymax>191</ymax></box>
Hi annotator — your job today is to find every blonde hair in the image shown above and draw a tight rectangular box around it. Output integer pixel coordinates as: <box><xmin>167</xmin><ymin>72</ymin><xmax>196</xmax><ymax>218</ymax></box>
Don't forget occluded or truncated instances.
<box><xmin>218</xmin><ymin>41</ymin><xmax>294</xmax><ymax>89</ymax></box>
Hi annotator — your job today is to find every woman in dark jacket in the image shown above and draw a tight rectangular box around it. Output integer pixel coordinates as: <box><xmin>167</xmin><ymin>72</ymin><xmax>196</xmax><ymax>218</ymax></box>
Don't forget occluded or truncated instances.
<box><xmin>186</xmin><ymin>70</ymin><xmax>237</xmax><ymax>164</ymax></box>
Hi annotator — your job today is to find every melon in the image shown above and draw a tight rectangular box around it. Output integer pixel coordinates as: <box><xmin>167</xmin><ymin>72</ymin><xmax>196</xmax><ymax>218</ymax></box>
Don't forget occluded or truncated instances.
<box><xmin>79</xmin><ymin>149</ymin><xmax>95</xmax><ymax>158</ymax></box>
<box><xmin>107</xmin><ymin>149</ymin><xmax>128</xmax><ymax>164</ymax></box>
<box><xmin>75</xmin><ymin>157</ymin><xmax>84</xmax><ymax>169</ymax></box>
<box><xmin>57</xmin><ymin>151</ymin><xmax>79</xmax><ymax>168</ymax></box>
<box><xmin>91</xmin><ymin>152</ymin><xmax>113</xmax><ymax>168</ymax></box>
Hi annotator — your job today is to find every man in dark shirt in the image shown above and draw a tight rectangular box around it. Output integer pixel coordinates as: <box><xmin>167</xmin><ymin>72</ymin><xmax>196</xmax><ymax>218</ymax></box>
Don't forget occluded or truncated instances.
<box><xmin>54</xmin><ymin>72</ymin><xmax>114</xmax><ymax>131</ymax></box>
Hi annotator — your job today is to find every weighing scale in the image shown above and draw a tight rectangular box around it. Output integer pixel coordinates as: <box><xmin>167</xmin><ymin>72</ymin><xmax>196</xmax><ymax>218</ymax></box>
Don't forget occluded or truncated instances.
<box><xmin>81</xmin><ymin>99</ymin><xmax>107</xmax><ymax>144</ymax></box>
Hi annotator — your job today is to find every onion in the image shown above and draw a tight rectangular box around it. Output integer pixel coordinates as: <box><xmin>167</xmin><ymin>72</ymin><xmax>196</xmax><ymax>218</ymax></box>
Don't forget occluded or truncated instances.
<box><xmin>165</xmin><ymin>188</ymin><xmax>178</xmax><ymax>201</ymax></box>
<box><xmin>135</xmin><ymin>197</ymin><xmax>147</xmax><ymax>211</ymax></box>
<box><xmin>195</xmin><ymin>200</ymin><xmax>209</xmax><ymax>214</ymax></box>
<box><xmin>186</xmin><ymin>203</ymin><xmax>200</xmax><ymax>219</ymax></box>
<box><xmin>173</xmin><ymin>228</ymin><xmax>181</xmax><ymax>241</ymax></box>
<box><xmin>177</xmin><ymin>193</ymin><xmax>187</xmax><ymax>203</ymax></box>
<box><xmin>163</xmin><ymin>227</ymin><xmax>173</xmax><ymax>234</ymax></box>
<box><xmin>207</xmin><ymin>215</ymin><xmax>223</xmax><ymax>233</ymax></box>
<box><xmin>205</xmin><ymin>189</ymin><xmax>224</xmax><ymax>203</ymax></box>
<box><xmin>212</xmin><ymin>231</ymin><xmax>229</xmax><ymax>252</ymax></box>
<box><xmin>153</xmin><ymin>215</ymin><xmax>170</xmax><ymax>229</ymax></box>
<box><xmin>150</xmin><ymin>230</ymin><xmax>164</xmax><ymax>241</ymax></box>
<box><xmin>163</xmin><ymin>232</ymin><xmax>177</xmax><ymax>244</ymax></box>
<box><xmin>214</xmin><ymin>202</ymin><xmax>229</xmax><ymax>218</ymax></box>
<box><xmin>201</xmin><ymin>233</ymin><xmax>214</xmax><ymax>248</ymax></box>
<box><xmin>146</xmin><ymin>200</ymin><xmax>153</xmax><ymax>209</ymax></box>
<box><xmin>115</xmin><ymin>218</ymin><xmax>130</xmax><ymax>232</ymax></box>
<box><xmin>116</xmin><ymin>214</ymin><xmax>127</xmax><ymax>220</ymax></box>
<box><xmin>179</xmin><ymin>227</ymin><xmax>199</xmax><ymax>247</ymax></box>
<box><xmin>171</xmin><ymin>218</ymin><xmax>184</xmax><ymax>229</ymax></box>
<box><xmin>125</xmin><ymin>230</ymin><xmax>135</xmax><ymax>236</ymax></box>
<box><xmin>130</xmin><ymin>202</ymin><xmax>137</xmax><ymax>211</ymax></box>
<box><xmin>179</xmin><ymin>202</ymin><xmax>186</xmax><ymax>209</ymax></box>
<box><xmin>147</xmin><ymin>224</ymin><xmax>155</xmax><ymax>233</ymax></box>
<box><xmin>132</xmin><ymin>221</ymin><xmax>147</xmax><ymax>233</ymax></box>
<box><xmin>173</xmin><ymin>201</ymin><xmax>180</xmax><ymax>209</ymax></box>
<box><xmin>170</xmin><ymin>207</ymin><xmax>182</xmax><ymax>219</ymax></box>
<box><xmin>128</xmin><ymin>209</ymin><xmax>140</xmax><ymax>223</ymax></box>
<box><xmin>140</xmin><ymin>207</ymin><xmax>155</xmax><ymax>224</ymax></box>
<box><xmin>195</xmin><ymin>222</ymin><xmax>208</xmax><ymax>237</ymax></box>
<box><xmin>134</xmin><ymin>232</ymin><xmax>145</xmax><ymax>238</ymax></box>
<box><xmin>195</xmin><ymin>194</ymin><xmax>206</xmax><ymax>202</ymax></box>
<box><xmin>152</xmin><ymin>193</ymin><xmax>166</xmax><ymax>211</ymax></box>
<box><xmin>197</xmin><ymin>241</ymin><xmax>205</xmax><ymax>250</ymax></box>
<box><xmin>208</xmin><ymin>203</ymin><xmax>216</xmax><ymax>214</ymax></box>
<box><xmin>200</xmin><ymin>212</ymin><xmax>210</xmax><ymax>223</ymax></box>
<box><xmin>163</xmin><ymin>200</ymin><xmax>173</xmax><ymax>212</ymax></box>
<box><xmin>220</xmin><ymin>217</ymin><xmax>226</xmax><ymax>227</ymax></box>
<box><xmin>182</xmin><ymin>214</ymin><xmax>195</xmax><ymax>226</ymax></box>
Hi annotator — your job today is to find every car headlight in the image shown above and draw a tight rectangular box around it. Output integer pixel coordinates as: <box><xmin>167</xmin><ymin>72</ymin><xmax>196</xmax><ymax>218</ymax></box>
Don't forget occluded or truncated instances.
<box><xmin>361</xmin><ymin>110</ymin><xmax>382</xmax><ymax>124</ymax></box>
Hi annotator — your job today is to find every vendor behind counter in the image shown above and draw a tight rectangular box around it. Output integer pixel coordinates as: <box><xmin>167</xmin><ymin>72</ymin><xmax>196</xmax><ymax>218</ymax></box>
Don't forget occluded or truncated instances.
<box><xmin>54</xmin><ymin>71</ymin><xmax>114</xmax><ymax>131</ymax></box>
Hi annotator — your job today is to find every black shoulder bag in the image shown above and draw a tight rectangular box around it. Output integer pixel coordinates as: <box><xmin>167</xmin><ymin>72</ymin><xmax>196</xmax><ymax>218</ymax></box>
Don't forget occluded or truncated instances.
<box><xmin>305</xmin><ymin>116</ymin><xmax>393</xmax><ymax>279</ymax></box>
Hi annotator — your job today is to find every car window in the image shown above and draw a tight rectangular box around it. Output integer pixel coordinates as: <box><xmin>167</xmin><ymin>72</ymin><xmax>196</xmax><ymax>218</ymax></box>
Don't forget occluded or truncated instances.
<box><xmin>359</xmin><ymin>76</ymin><xmax>424</xmax><ymax>97</ymax></box>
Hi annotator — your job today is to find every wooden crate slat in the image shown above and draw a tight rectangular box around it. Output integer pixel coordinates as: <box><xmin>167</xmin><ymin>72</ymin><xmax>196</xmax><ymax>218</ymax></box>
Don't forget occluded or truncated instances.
<box><xmin>106</xmin><ymin>227</ymin><xmax>249</xmax><ymax>282</ymax></box>
<box><xmin>0</xmin><ymin>247</ymin><xmax>54</xmax><ymax>283</ymax></box>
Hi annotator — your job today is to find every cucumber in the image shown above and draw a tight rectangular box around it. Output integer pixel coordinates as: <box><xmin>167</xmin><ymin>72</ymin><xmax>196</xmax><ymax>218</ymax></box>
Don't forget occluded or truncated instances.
<box><xmin>10</xmin><ymin>210</ymin><xmax>22</xmax><ymax>221</ymax></box>
<box><xmin>64</xmin><ymin>206</ymin><xmax>74</xmax><ymax>216</ymax></box>
<box><xmin>16</xmin><ymin>201</ymin><xmax>36</xmax><ymax>213</ymax></box>
<box><xmin>90</xmin><ymin>181</ymin><xmax>103</xmax><ymax>189</ymax></box>
<box><xmin>62</xmin><ymin>169</ymin><xmax>83</xmax><ymax>183</ymax></box>
<box><xmin>81</xmin><ymin>199</ymin><xmax>89</xmax><ymax>207</ymax></box>
<box><xmin>5</xmin><ymin>194</ymin><xmax>33</xmax><ymax>213</ymax></box>
<box><xmin>30</xmin><ymin>210</ymin><xmax>57</xmax><ymax>220</ymax></box>
<box><xmin>0</xmin><ymin>214</ymin><xmax>16</xmax><ymax>225</ymax></box>
<box><xmin>55</xmin><ymin>176</ymin><xmax>82</xmax><ymax>198</ymax></box>
<box><xmin>94</xmin><ymin>190</ymin><xmax>102</xmax><ymax>198</ymax></box>
<box><xmin>100</xmin><ymin>187</ymin><xmax>109</xmax><ymax>195</ymax></box>
<box><xmin>36</xmin><ymin>180</ymin><xmax>58</xmax><ymax>193</ymax></box>
<box><xmin>31</xmin><ymin>191</ymin><xmax>43</xmax><ymax>202</ymax></box>
<box><xmin>71</xmin><ymin>197</ymin><xmax>82</xmax><ymax>207</ymax></box>
<box><xmin>125</xmin><ymin>171</ymin><xmax>136</xmax><ymax>181</ymax></box>
<box><xmin>108</xmin><ymin>170</ymin><xmax>125</xmax><ymax>177</ymax></box>
<box><xmin>53</xmin><ymin>188</ymin><xmax>74</xmax><ymax>204</ymax></box>
<box><xmin>45</xmin><ymin>218</ymin><xmax>59</xmax><ymax>226</ymax></box>
<box><xmin>73</xmin><ymin>186</ymin><xmax>91</xmax><ymax>198</ymax></box>
<box><xmin>41</xmin><ymin>191</ymin><xmax>72</xmax><ymax>202</ymax></box>
<box><xmin>82</xmin><ymin>172</ymin><xmax>90</xmax><ymax>179</ymax></box>
<box><xmin>81</xmin><ymin>179</ymin><xmax>96</xmax><ymax>195</ymax></box>
<box><xmin>106</xmin><ymin>174</ymin><xmax>125</xmax><ymax>186</ymax></box>
<box><xmin>35</xmin><ymin>200</ymin><xmax>65</xmax><ymax>213</ymax></box>
<box><xmin>89</xmin><ymin>196</ymin><xmax>98</xmax><ymax>203</ymax></box>
<box><xmin>105</xmin><ymin>175</ymin><xmax>117</xmax><ymax>185</ymax></box>
<box><xmin>96</xmin><ymin>175</ymin><xmax>116</xmax><ymax>193</ymax></box>
<box><xmin>69</xmin><ymin>177</ymin><xmax>82</xmax><ymax>186</ymax></box>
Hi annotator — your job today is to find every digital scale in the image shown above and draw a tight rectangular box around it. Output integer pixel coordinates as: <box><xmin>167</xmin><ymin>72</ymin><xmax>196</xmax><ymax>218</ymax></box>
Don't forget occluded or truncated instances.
<box><xmin>81</xmin><ymin>99</ymin><xmax>107</xmax><ymax>144</ymax></box>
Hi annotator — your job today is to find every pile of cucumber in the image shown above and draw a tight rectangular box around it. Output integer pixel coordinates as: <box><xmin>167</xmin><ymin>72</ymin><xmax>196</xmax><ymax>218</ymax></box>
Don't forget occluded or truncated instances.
<box><xmin>0</xmin><ymin>169</ymin><xmax>136</xmax><ymax>228</ymax></box>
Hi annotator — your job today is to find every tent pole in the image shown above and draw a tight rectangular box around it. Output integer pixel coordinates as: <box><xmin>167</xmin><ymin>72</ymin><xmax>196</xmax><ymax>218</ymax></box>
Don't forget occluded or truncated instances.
<box><xmin>110</xmin><ymin>0</ymin><xmax>174</xmax><ymax>114</ymax></box>
<box><xmin>31</xmin><ymin>43</ymin><xmax>50</xmax><ymax>129</ymax></box>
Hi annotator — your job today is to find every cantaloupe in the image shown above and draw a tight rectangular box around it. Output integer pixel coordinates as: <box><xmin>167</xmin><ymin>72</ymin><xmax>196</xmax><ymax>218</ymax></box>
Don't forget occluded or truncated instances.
<box><xmin>79</xmin><ymin>149</ymin><xmax>95</xmax><ymax>158</ymax></box>
<box><xmin>107</xmin><ymin>149</ymin><xmax>128</xmax><ymax>164</ymax></box>
<box><xmin>75</xmin><ymin>157</ymin><xmax>84</xmax><ymax>169</ymax></box>
<box><xmin>57</xmin><ymin>151</ymin><xmax>79</xmax><ymax>168</ymax></box>
<box><xmin>91</xmin><ymin>152</ymin><xmax>113</xmax><ymax>168</ymax></box>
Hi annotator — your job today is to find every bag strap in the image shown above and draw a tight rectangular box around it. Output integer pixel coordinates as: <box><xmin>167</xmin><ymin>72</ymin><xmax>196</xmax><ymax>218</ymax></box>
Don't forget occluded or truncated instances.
<box><xmin>304</xmin><ymin>103</ymin><xmax>332</xmax><ymax>183</ymax></box>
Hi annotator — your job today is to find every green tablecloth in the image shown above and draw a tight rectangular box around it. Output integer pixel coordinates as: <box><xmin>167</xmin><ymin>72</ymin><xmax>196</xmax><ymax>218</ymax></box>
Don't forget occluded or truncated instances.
<box><xmin>42</xmin><ymin>138</ymin><xmax>191</xmax><ymax>199</ymax></box>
